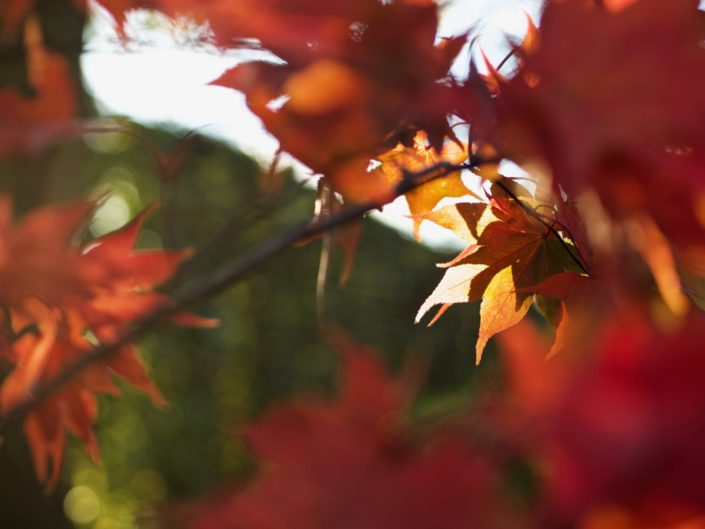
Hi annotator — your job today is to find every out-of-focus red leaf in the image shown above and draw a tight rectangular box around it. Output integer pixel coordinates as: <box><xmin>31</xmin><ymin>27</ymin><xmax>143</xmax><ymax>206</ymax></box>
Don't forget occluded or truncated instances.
<box><xmin>0</xmin><ymin>202</ymin><xmax>216</xmax><ymax>489</ymax></box>
<box><xmin>0</xmin><ymin>197</ymin><xmax>91</xmax><ymax>307</ymax></box>
<box><xmin>0</xmin><ymin>20</ymin><xmax>78</xmax><ymax>156</ymax></box>
<box><xmin>206</xmin><ymin>0</ymin><xmax>476</xmax><ymax>200</ymax></box>
<box><xmin>81</xmin><ymin>203</ymin><xmax>191</xmax><ymax>289</ymax></box>
<box><xmin>169</xmin><ymin>335</ymin><xmax>512</xmax><ymax>529</ymax></box>
<box><xmin>500</xmin><ymin>314</ymin><xmax>705</xmax><ymax>528</ymax></box>
<box><xmin>498</xmin><ymin>0</ymin><xmax>705</xmax><ymax>246</ymax></box>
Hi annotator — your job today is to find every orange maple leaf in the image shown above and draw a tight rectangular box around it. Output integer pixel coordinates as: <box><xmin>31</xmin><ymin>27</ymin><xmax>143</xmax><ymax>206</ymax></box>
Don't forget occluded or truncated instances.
<box><xmin>207</xmin><ymin>0</ymin><xmax>471</xmax><ymax>200</ymax></box>
<box><xmin>0</xmin><ymin>201</ymin><xmax>216</xmax><ymax>489</ymax></box>
<box><xmin>416</xmin><ymin>182</ymin><xmax>586</xmax><ymax>363</ymax></box>
<box><xmin>374</xmin><ymin>131</ymin><xmax>472</xmax><ymax>239</ymax></box>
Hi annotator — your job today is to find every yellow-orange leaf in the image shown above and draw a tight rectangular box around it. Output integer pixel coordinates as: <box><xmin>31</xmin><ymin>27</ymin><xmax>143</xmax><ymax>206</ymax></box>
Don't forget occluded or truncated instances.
<box><xmin>411</xmin><ymin>202</ymin><xmax>495</xmax><ymax>245</ymax></box>
<box><xmin>415</xmin><ymin>263</ymin><xmax>486</xmax><ymax>325</ymax></box>
<box><xmin>375</xmin><ymin>131</ymin><xmax>472</xmax><ymax>238</ymax></box>
<box><xmin>416</xmin><ymin>181</ymin><xmax>584</xmax><ymax>359</ymax></box>
<box><xmin>476</xmin><ymin>266</ymin><xmax>532</xmax><ymax>364</ymax></box>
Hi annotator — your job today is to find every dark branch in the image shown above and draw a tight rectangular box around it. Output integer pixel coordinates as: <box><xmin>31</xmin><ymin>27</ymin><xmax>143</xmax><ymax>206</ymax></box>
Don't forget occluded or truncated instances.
<box><xmin>0</xmin><ymin>159</ymin><xmax>470</xmax><ymax>429</ymax></box>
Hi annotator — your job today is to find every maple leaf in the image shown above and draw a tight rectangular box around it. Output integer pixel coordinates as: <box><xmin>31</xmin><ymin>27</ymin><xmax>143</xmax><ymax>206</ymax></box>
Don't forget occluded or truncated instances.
<box><xmin>0</xmin><ymin>202</ymin><xmax>216</xmax><ymax>489</ymax></box>
<box><xmin>165</xmin><ymin>332</ymin><xmax>510</xmax><ymax>529</ymax></box>
<box><xmin>500</xmin><ymin>314</ymin><xmax>705</xmax><ymax>527</ymax></box>
<box><xmin>417</xmin><ymin>181</ymin><xmax>585</xmax><ymax>363</ymax></box>
<box><xmin>207</xmin><ymin>0</ymin><xmax>474</xmax><ymax>200</ymax></box>
<box><xmin>373</xmin><ymin>131</ymin><xmax>472</xmax><ymax>239</ymax></box>
<box><xmin>500</xmin><ymin>0</ymin><xmax>705</xmax><ymax>183</ymax></box>
<box><xmin>2</xmin><ymin>302</ymin><xmax>131</xmax><ymax>489</ymax></box>
<box><xmin>0</xmin><ymin>197</ymin><xmax>91</xmax><ymax>308</ymax></box>
<box><xmin>520</xmin><ymin>271</ymin><xmax>595</xmax><ymax>358</ymax></box>
<box><xmin>497</xmin><ymin>0</ymin><xmax>705</xmax><ymax>246</ymax></box>
<box><xmin>495</xmin><ymin>305</ymin><xmax>705</xmax><ymax>527</ymax></box>
<box><xmin>411</xmin><ymin>201</ymin><xmax>496</xmax><ymax>245</ymax></box>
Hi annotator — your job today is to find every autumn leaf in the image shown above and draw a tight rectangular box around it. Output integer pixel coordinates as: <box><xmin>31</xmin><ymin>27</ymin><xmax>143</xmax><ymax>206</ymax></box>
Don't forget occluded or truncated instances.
<box><xmin>0</xmin><ymin>201</ymin><xmax>216</xmax><ymax>489</ymax></box>
<box><xmin>2</xmin><ymin>302</ymin><xmax>124</xmax><ymax>489</ymax></box>
<box><xmin>417</xmin><ymin>181</ymin><xmax>585</xmax><ymax>362</ymax></box>
<box><xmin>496</xmin><ymin>311</ymin><xmax>705</xmax><ymax>527</ymax></box>
<box><xmin>410</xmin><ymin>201</ymin><xmax>495</xmax><ymax>245</ymax></box>
<box><xmin>519</xmin><ymin>271</ymin><xmax>594</xmax><ymax>358</ymax></box>
<box><xmin>497</xmin><ymin>0</ymin><xmax>705</xmax><ymax>246</ymax></box>
<box><xmin>624</xmin><ymin>215</ymin><xmax>689</xmax><ymax>316</ymax></box>
<box><xmin>0</xmin><ymin>16</ymin><xmax>78</xmax><ymax>156</ymax></box>
<box><xmin>164</xmin><ymin>333</ymin><xmax>509</xmax><ymax>529</ymax></box>
<box><xmin>206</xmin><ymin>0</ymin><xmax>475</xmax><ymax>200</ymax></box>
<box><xmin>373</xmin><ymin>131</ymin><xmax>472</xmax><ymax>238</ymax></box>
<box><xmin>500</xmin><ymin>0</ymin><xmax>705</xmax><ymax>183</ymax></box>
<box><xmin>476</xmin><ymin>266</ymin><xmax>532</xmax><ymax>363</ymax></box>
<box><xmin>508</xmin><ymin>314</ymin><xmax>705</xmax><ymax>525</ymax></box>
<box><xmin>0</xmin><ymin>197</ymin><xmax>91</xmax><ymax>307</ymax></box>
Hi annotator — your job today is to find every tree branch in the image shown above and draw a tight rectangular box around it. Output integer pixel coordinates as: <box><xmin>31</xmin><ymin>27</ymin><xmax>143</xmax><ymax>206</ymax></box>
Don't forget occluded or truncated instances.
<box><xmin>0</xmin><ymin>160</ymin><xmax>469</xmax><ymax>429</ymax></box>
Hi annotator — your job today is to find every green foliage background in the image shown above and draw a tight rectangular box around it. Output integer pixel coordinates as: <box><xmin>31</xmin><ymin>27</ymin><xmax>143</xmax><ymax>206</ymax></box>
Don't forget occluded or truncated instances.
<box><xmin>0</xmin><ymin>2</ymin><xmax>493</xmax><ymax>526</ymax></box>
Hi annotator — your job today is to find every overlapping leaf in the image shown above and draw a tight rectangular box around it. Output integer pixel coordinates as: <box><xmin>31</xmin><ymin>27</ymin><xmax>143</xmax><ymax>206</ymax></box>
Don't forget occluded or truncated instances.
<box><xmin>499</xmin><ymin>313</ymin><xmax>705</xmax><ymax>527</ymax></box>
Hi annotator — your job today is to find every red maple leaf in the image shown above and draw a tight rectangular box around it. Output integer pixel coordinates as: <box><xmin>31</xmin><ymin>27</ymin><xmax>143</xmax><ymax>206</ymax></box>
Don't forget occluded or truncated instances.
<box><xmin>167</xmin><ymin>333</ymin><xmax>511</xmax><ymax>529</ymax></box>
<box><xmin>497</xmin><ymin>0</ymin><xmax>705</xmax><ymax>245</ymax></box>
<box><xmin>207</xmin><ymin>0</ymin><xmax>472</xmax><ymax>200</ymax></box>
<box><xmin>499</xmin><ymin>314</ymin><xmax>705</xmax><ymax>528</ymax></box>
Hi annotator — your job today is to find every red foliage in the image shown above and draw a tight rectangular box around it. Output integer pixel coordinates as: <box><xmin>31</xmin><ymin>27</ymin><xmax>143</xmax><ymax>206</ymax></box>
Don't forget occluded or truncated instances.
<box><xmin>0</xmin><ymin>18</ymin><xmax>78</xmax><ymax>156</ymax></box>
<box><xmin>3</xmin><ymin>1</ymin><xmax>705</xmax><ymax>527</ymax></box>
<box><xmin>170</xmin><ymin>336</ymin><xmax>516</xmax><ymax>529</ymax></box>
<box><xmin>0</xmin><ymin>201</ymin><xmax>215</xmax><ymax>489</ymax></box>
<box><xmin>500</xmin><ymin>314</ymin><xmax>705</xmax><ymax>528</ymax></box>
<box><xmin>497</xmin><ymin>0</ymin><xmax>705</xmax><ymax>245</ymax></box>
<box><xmin>206</xmin><ymin>0</ymin><xmax>471</xmax><ymax>200</ymax></box>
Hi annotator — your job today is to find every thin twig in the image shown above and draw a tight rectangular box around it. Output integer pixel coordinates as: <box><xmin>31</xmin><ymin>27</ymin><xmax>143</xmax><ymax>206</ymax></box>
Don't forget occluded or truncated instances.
<box><xmin>495</xmin><ymin>47</ymin><xmax>518</xmax><ymax>73</ymax></box>
<box><xmin>494</xmin><ymin>178</ymin><xmax>591</xmax><ymax>275</ymax></box>
<box><xmin>315</xmin><ymin>183</ymin><xmax>333</xmax><ymax>325</ymax></box>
